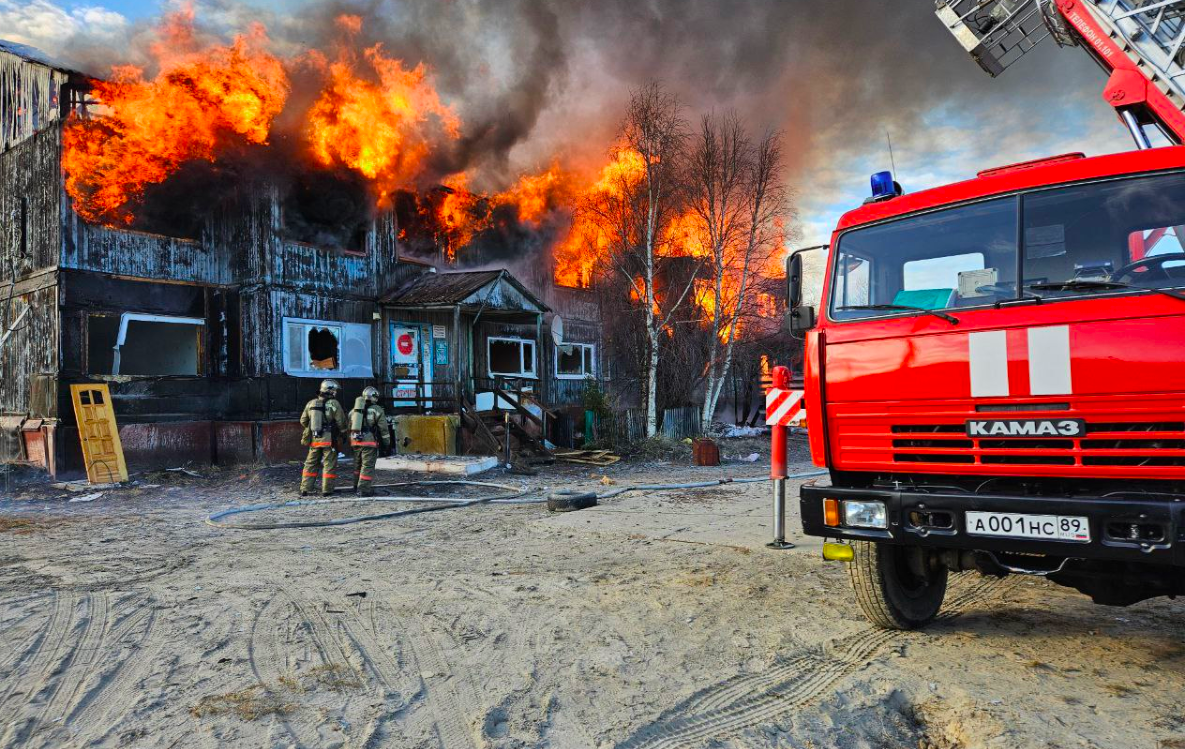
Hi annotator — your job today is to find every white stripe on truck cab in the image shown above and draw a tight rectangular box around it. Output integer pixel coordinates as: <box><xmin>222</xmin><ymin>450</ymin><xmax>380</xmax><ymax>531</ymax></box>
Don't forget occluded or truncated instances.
<box><xmin>968</xmin><ymin>330</ymin><xmax>1010</xmax><ymax>397</ymax></box>
<box><xmin>1028</xmin><ymin>325</ymin><xmax>1073</xmax><ymax>395</ymax></box>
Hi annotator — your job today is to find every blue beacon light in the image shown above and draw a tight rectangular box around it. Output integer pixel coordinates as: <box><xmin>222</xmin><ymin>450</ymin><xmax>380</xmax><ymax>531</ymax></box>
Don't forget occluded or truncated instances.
<box><xmin>870</xmin><ymin>171</ymin><xmax>896</xmax><ymax>199</ymax></box>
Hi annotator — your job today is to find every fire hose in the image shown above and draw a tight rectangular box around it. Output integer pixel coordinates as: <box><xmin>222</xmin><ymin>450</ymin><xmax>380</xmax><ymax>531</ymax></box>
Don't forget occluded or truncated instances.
<box><xmin>205</xmin><ymin>471</ymin><xmax>828</xmax><ymax>531</ymax></box>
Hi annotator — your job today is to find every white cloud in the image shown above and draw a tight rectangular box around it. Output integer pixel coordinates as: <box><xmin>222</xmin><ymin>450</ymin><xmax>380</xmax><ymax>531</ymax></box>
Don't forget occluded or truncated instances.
<box><xmin>793</xmin><ymin>92</ymin><xmax>1135</xmax><ymax>246</ymax></box>
<box><xmin>0</xmin><ymin>0</ymin><xmax>127</xmax><ymax>57</ymax></box>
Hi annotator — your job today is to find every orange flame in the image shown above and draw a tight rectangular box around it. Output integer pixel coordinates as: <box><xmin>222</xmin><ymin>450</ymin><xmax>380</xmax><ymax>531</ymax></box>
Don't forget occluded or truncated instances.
<box><xmin>494</xmin><ymin>164</ymin><xmax>575</xmax><ymax>225</ymax></box>
<box><xmin>553</xmin><ymin>148</ymin><xmax>647</xmax><ymax>288</ymax></box>
<box><xmin>424</xmin><ymin>164</ymin><xmax>579</xmax><ymax>264</ymax></box>
<box><xmin>307</xmin><ymin>38</ymin><xmax>460</xmax><ymax>205</ymax></box>
<box><xmin>661</xmin><ymin>211</ymin><xmax>711</xmax><ymax>258</ymax></box>
<box><xmin>435</xmin><ymin>174</ymin><xmax>484</xmax><ymax>262</ymax></box>
<box><xmin>62</xmin><ymin>12</ymin><xmax>289</xmax><ymax>225</ymax></box>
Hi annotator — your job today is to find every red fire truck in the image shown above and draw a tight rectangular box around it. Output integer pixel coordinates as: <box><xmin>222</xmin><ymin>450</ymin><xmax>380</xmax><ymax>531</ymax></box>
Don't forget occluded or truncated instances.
<box><xmin>791</xmin><ymin>0</ymin><xmax>1185</xmax><ymax>629</ymax></box>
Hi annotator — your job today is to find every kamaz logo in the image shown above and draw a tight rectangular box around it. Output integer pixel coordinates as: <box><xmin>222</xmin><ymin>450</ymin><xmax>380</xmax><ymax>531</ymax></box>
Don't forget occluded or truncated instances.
<box><xmin>965</xmin><ymin>419</ymin><xmax>1086</xmax><ymax>438</ymax></box>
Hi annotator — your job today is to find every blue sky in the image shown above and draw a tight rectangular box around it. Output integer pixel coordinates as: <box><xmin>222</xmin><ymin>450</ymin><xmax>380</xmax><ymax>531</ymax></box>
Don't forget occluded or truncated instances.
<box><xmin>67</xmin><ymin>0</ymin><xmax>153</xmax><ymax>18</ymax></box>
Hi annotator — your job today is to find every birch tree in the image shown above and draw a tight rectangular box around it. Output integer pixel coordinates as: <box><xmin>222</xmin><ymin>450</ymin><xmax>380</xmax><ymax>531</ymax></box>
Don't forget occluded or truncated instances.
<box><xmin>584</xmin><ymin>82</ymin><xmax>697</xmax><ymax>437</ymax></box>
<box><xmin>691</xmin><ymin>120</ymin><xmax>787</xmax><ymax>431</ymax></box>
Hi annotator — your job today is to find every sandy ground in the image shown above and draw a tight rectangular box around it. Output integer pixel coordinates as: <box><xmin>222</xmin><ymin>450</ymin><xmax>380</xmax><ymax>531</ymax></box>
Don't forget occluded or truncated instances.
<box><xmin>1</xmin><ymin>438</ymin><xmax>1183</xmax><ymax>749</ymax></box>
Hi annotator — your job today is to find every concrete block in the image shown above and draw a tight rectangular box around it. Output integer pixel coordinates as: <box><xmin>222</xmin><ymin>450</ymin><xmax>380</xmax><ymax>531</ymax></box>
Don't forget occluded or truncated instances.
<box><xmin>374</xmin><ymin>454</ymin><xmax>498</xmax><ymax>475</ymax></box>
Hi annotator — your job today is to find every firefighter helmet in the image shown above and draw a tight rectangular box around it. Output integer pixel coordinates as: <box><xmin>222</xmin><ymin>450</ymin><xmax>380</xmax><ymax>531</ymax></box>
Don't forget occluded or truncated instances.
<box><xmin>362</xmin><ymin>386</ymin><xmax>380</xmax><ymax>403</ymax></box>
<box><xmin>319</xmin><ymin>379</ymin><xmax>340</xmax><ymax>396</ymax></box>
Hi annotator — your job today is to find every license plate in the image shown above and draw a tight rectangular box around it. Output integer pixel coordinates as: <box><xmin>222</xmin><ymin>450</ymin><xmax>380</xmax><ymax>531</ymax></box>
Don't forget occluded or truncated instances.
<box><xmin>965</xmin><ymin>511</ymin><xmax>1090</xmax><ymax>542</ymax></box>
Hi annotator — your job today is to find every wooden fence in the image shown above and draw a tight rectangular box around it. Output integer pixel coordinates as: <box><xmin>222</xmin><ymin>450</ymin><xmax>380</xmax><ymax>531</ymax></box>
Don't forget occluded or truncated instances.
<box><xmin>589</xmin><ymin>406</ymin><xmax>702</xmax><ymax>447</ymax></box>
<box><xmin>660</xmin><ymin>406</ymin><xmax>702</xmax><ymax>441</ymax></box>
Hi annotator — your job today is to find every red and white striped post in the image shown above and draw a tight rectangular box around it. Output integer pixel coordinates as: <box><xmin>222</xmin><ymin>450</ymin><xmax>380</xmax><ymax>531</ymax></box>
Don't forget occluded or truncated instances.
<box><xmin>766</xmin><ymin>365</ymin><xmax>803</xmax><ymax>550</ymax></box>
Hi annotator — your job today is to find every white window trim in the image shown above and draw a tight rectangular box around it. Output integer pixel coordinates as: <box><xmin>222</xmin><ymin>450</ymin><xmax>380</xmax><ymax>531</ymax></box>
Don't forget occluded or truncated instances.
<box><xmin>487</xmin><ymin>336</ymin><xmax>537</xmax><ymax>379</ymax></box>
<box><xmin>555</xmin><ymin>342</ymin><xmax>596</xmax><ymax>380</ymax></box>
<box><xmin>283</xmin><ymin>316</ymin><xmax>374</xmax><ymax>378</ymax></box>
<box><xmin>112</xmin><ymin>313</ymin><xmax>204</xmax><ymax>375</ymax></box>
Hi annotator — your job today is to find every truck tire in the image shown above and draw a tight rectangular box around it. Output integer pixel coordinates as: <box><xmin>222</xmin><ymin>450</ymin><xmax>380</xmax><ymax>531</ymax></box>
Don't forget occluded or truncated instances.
<box><xmin>849</xmin><ymin>541</ymin><xmax>947</xmax><ymax>630</ymax></box>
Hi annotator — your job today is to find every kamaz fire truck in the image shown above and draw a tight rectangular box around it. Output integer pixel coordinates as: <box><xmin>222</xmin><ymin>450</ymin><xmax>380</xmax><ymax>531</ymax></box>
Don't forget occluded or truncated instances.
<box><xmin>790</xmin><ymin>0</ymin><xmax>1185</xmax><ymax>629</ymax></box>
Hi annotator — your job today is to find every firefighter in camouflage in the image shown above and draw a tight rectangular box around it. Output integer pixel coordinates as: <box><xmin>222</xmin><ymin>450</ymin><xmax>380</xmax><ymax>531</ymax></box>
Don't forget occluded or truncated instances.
<box><xmin>299</xmin><ymin>379</ymin><xmax>348</xmax><ymax>496</ymax></box>
<box><xmin>350</xmin><ymin>386</ymin><xmax>392</xmax><ymax>495</ymax></box>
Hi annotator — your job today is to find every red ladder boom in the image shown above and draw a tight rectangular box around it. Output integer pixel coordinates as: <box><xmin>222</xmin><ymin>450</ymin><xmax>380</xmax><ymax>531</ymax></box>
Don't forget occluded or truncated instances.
<box><xmin>937</xmin><ymin>0</ymin><xmax>1185</xmax><ymax>147</ymax></box>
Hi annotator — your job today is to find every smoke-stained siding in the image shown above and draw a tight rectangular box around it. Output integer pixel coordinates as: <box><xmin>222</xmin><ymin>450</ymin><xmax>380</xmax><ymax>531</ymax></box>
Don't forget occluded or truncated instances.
<box><xmin>0</xmin><ymin>284</ymin><xmax>57</xmax><ymax>415</ymax></box>
<box><xmin>63</xmin><ymin>221</ymin><xmax>233</xmax><ymax>284</ymax></box>
<box><xmin>1</xmin><ymin>105</ymin><xmax>63</xmax><ymax>418</ymax></box>
<box><xmin>545</xmin><ymin>317</ymin><xmax>603</xmax><ymax>408</ymax></box>
<box><xmin>1</xmin><ymin>126</ymin><xmax>62</xmax><ymax>276</ymax></box>
<box><xmin>0</xmin><ymin>48</ymin><xmax>70</xmax><ymax>152</ymax></box>
<box><xmin>242</xmin><ymin>288</ymin><xmax>376</xmax><ymax>377</ymax></box>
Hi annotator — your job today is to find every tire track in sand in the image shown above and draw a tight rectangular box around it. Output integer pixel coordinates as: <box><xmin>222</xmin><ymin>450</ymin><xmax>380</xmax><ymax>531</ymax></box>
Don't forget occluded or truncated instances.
<box><xmin>0</xmin><ymin>593</ymin><xmax>158</xmax><ymax>749</ymax></box>
<box><xmin>616</xmin><ymin>574</ymin><xmax>1019</xmax><ymax>749</ymax></box>
<box><xmin>0</xmin><ymin>591</ymin><xmax>76</xmax><ymax>725</ymax></box>
<box><xmin>62</xmin><ymin>594</ymin><xmax>158</xmax><ymax>741</ymax></box>
<box><xmin>244</xmin><ymin>591</ymin><xmax>322</xmax><ymax>749</ymax></box>
<box><xmin>0</xmin><ymin>591</ymin><xmax>85</xmax><ymax>749</ymax></box>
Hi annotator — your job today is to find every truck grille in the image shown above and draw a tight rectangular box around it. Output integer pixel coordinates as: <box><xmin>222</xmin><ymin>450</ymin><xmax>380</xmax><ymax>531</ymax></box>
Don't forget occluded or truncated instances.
<box><xmin>886</xmin><ymin>420</ymin><xmax>1185</xmax><ymax>468</ymax></box>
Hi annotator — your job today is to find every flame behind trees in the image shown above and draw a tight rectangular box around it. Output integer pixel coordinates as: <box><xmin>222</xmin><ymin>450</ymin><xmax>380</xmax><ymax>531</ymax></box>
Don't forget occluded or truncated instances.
<box><xmin>559</xmin><ymin>100</ymin><xmax>789</xmax><ymax>431</ymax></box>
<box><xmin>579</xmin><ymin>83</ymin><xmax>700</xmax><ymax>438</ymax></box>
<box><xmin>688</xmin><ymin>114</ymin><xmax>788</xmax><ymax>430</ymax></box>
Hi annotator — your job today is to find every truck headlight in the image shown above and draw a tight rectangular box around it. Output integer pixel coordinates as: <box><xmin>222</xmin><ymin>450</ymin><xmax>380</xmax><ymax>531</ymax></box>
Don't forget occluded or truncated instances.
<box><xmin>842</xmin><ymin>500</ymin><xmax>887</xmax><ymax>529</ymax></box>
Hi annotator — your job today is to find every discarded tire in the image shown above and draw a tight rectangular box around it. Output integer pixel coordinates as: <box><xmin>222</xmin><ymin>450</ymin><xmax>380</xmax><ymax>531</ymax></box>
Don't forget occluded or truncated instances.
<box><xmin>547</xmin><ymin>490</ymin><xmax>598</xmax><ymax>512</ymax></box>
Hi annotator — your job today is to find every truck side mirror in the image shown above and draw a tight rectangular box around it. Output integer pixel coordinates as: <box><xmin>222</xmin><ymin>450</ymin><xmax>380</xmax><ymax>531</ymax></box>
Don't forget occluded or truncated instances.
<box><xmin>786</xmin><ymin>245</ymin><xmax>827</xmax><ymax>337</ymax></box>
<box><xmin>788</xmin><ymin>253</ymin><xmax>804</xmax><ymax>309</ymax></box>
<box><xmin>790</xmin><ymin>305</ymin><xmax>816</xmax><ymax>334</ymax></box>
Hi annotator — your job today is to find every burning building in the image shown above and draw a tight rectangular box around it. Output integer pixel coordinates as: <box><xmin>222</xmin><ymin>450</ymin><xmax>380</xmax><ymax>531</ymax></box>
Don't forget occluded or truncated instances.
<box><xmin>0</xmin><ymin>32</ymin><xmax>608</xmax><ymax>477</ymax></box>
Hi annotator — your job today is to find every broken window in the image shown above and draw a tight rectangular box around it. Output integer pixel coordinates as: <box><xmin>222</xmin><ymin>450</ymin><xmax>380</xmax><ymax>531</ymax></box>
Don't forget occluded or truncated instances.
<box><xmin>307</xmin><ymin>326</ymin><xmax>340</xmax><ymax>370</ymax></box>
<box><xmin>283</xmin><ymin>317</ymin><xmax>374</xmax><ymax>378</ymax></box>
<box><xmin>556</xmin><ymin>343</ymin><xmax>595</xmax><ymax>379</ymax></box>
<box><xmin>488</xmin><ymin>337</ymin><xmax>536</xmax><ymax>378</ymax></box>
<box><xmin>87</xmin><ymin>313</ymin><xmax>203</xmax><ymax>376</ymax></box>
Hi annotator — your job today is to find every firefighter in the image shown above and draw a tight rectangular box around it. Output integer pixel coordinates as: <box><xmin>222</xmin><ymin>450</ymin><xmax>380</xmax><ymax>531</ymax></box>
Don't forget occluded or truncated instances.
<box><xmin>350</xmin><ymin>385</ymin><xmax>391</xmax><ymax>496</ymax></box>
<box><xmin>299</xmin><ymin>379</ymin><xmax>348</xmax><ymax>496</ymax></box>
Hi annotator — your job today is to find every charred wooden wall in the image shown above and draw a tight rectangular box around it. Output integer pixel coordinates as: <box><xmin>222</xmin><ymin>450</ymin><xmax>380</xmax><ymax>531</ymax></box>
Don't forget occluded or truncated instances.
<box><xmin>472</xmin><ymin>316</ymin><xmax>540</xmax><ymax>385</ymax></box>
<box><xmin>1</xmin><ymin>50</ymin><xmax>70</xmax><ymax>152</ymax></box>
<box><xmin>544</xmin><ymin>317</ymin><xmax>603</xmax><ymax>408</ymax></box>
<box><xmin>379</xmin><ymin>307</ymin><xmax>464</xmax><ymax>409</ymax></box>
<box><xmin>1</xmin><ymin>124</ymin><xmax>63</xmax><ymax>417</ymax></box>
<box><xmin>0</xmin><ymin>283</ymin><xmax>58</xmax><ymax>416</ymax></box>
<box><xmin>2</xmin><ymin>126</ymin><xmax>62</xmax><ymax>275</ymax></box>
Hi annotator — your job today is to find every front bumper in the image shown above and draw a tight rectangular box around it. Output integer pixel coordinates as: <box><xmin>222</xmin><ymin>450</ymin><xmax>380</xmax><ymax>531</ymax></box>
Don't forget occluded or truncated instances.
<box><xmin>800</xmin><ymin>480</ymin><xmax>1185</xmax><ymax>566</ymax></box>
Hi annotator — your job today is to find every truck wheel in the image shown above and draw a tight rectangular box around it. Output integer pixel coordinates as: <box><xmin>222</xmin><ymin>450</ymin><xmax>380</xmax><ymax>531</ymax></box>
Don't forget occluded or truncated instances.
<box><xmin>849</xmin><ymin>541</ymin><xmax>947</xmax><ymax>630</ymax></box>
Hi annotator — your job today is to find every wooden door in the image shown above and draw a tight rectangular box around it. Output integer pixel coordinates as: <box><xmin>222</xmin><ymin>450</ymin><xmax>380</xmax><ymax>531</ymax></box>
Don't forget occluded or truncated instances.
<box><xmin>69</xmin><ymin>384</ymin><xmax>128</xmax><ymax>484</ymax></box>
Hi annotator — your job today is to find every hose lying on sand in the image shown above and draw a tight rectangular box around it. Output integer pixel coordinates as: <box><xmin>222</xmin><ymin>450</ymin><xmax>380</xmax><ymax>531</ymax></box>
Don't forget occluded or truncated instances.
<box><xmin>205</xmin><ymin>480</ymin><xmax>528</xmax><ymax>530</ymax></box>
<box><xmin>206</xmin><ymin>470</ymin><xmax>830</xmax><ymax>530</ymax></box>
<box><xmin>546</xmin><ymin>470</ymin><xmax>828</xmax><ymax>511</ymax></box>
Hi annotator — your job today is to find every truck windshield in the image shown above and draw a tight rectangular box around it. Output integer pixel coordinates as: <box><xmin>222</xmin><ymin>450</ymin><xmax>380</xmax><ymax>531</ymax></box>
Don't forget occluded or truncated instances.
<box><xmin>829</xmin><ymin>172</ymin><xmax>1185</xmax><ymax>321</ymax></box>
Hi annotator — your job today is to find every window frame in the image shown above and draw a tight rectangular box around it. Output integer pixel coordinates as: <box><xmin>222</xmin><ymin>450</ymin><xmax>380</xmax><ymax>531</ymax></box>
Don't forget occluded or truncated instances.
<box><xmin>487</xmin><ymin>336</ymin><xmax>537</xmax><ymax>379</ymax></box>
<box><xmin>828</xmin><ymin>194</ymin><xmax>1019</xmax><ymax>323</ymax></box>
<box><xmin>92</xmin><ymin>313</ymin><xmax>206</xmax><ymax>376</ymax></box>
<box><xmin>826</xmin><ymin>170</ymin><xmax>1185</xmax><ymax>324</ymax></box>
<box><xmin>555</xmin><ymin>342</ymin><xmax>597</xmax><ymax>380</ymax></box>
<box><xmin>282</xmin><ymin>316</ymin><xmax>374</xmax><ymax>378</ymax></box>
